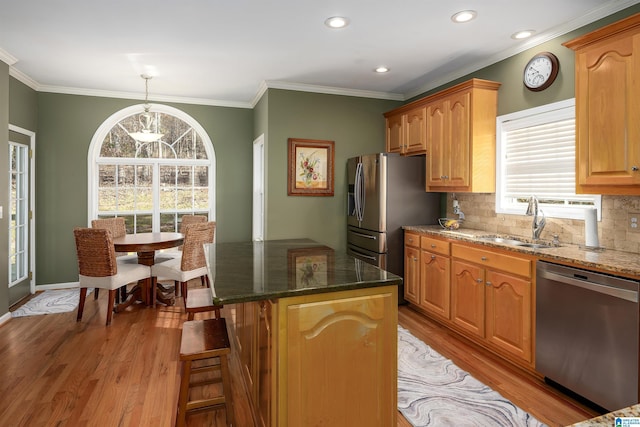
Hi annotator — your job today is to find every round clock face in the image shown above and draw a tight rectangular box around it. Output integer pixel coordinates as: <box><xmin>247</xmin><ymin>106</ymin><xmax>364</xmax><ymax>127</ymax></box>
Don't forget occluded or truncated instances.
<box><xmin>523</xmin><ymin>52</ymin><xmax>559</xmax><ymax>91</ymax></box>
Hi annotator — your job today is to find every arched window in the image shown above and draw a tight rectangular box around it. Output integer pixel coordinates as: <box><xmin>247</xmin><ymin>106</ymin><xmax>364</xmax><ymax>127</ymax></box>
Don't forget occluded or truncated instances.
<box><xmin>88</xmin><ymin>104</ymin><xmax>215</xmax><ymax>233</ymax></box>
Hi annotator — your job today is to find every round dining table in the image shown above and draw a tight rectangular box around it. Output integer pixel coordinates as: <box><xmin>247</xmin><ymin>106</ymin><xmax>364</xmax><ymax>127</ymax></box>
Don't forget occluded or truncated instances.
<box><xmin>112</xmin><ymin>232</ymin><xmax>184</xmax><ymax>308</ymax></box>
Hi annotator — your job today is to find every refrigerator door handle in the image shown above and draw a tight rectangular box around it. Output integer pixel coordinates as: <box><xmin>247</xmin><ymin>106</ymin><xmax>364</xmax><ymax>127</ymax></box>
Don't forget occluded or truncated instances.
<box><xmin>349</xmin><ymin>230</ymin><xmax>377</xmax><ymax>240</ymax></box>
<box><xmin>349</xmin><ymin>247</ymin><xmax>378</xmax><ymax>261</ymax></box>
<box><xmin>355</xmin><ymin>162</ymin><xmax>365</xmax><ymax>222</ymax></box>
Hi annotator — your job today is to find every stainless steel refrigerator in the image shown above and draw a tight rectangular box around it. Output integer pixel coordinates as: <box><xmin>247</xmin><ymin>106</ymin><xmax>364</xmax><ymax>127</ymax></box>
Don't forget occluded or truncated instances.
<box><xmin>347</xmin><ymin>153</ymin><xmax>441</xmax><ymax>303</ymax></box>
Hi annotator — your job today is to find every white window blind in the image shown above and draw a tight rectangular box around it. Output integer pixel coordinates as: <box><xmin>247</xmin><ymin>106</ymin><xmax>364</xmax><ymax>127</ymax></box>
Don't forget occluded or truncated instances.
<box><xmin>496</xmin><ymin>99</ymin><xmax>601</xmax><ymax>220</ymax></box>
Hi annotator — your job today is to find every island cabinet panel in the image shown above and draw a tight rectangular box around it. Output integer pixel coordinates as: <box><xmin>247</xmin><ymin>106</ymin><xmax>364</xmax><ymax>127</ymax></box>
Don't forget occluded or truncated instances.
<box><xmin>564</xmin><ymin>13</ymin><xmax>640</xmax><ymax>194</ymax></box>
<box><xmin>257</xmin><ymin>300</ymin><xmax>274</xmax><ymax>427</ymax></box>
<box><xmin>278</xmin><ymin>286</ymin><xmax>398</xmax><ymax>427</ymax></box>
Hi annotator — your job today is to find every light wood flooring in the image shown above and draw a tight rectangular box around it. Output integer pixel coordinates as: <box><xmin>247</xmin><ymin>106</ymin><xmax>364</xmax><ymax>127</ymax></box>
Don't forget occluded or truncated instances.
<box><xmin>1</xmin><ymin>282</ymin><xmax>599</xmax><ymax>426</ymax></box>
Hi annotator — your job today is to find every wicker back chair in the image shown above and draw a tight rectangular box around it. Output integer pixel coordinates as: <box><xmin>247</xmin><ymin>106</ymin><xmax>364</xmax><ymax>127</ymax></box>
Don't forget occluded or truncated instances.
<box><xmin>150</xmin><ymin>221</ymin><xmax>216</xmax><ymax>307</ymax></box>
<box><xmin>179</xmin><ymin>214</ymin><xmax>207</xmax><ymax>234</ymax></box>
<box><xmin>73</xmin><ymin>227</ymin><xmax>150</xmax><ymax>325</ymax></box>
<box><xmin>91</xmin><ymin>217</ymin><xmax>128</xmax><ymax>256</ymax></box>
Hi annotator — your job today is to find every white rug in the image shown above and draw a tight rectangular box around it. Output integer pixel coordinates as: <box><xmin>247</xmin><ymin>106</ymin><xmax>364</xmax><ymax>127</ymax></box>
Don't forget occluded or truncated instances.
<box><xmin>11</xmin><ymin>288</ymin><xmax>92</xmax><ymax>318</ymax></box>
<box><xmin>398</xmin><ymin>326</ymin><xmax>546</xmax><ymax>427</ymax></box>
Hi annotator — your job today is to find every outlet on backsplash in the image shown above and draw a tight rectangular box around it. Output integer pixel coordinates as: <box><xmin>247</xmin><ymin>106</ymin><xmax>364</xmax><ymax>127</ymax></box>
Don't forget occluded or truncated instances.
<box><xmin>629</xmin><ymin>213</ymin><xmax>640</xmax><ymax>233</ymax></box>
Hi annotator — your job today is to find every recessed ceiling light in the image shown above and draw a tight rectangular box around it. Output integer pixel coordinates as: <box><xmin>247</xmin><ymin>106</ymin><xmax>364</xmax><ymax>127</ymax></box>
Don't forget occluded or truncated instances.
<box><xmin>325</xmin><ymin>16</ymin><xmax>350</xmax><ymax>29</ymax></box>
<box><xmin>451</xmin><ymin>10</ymin><xmax>477</xmax><ymax>23</ymax></box>
<box><xmin>375</xmin><ymin>66</ymin><xmax>389</xmax><ymax>73</ymax></box>
<box><xmin>511</xmin><ymin>30</ymin><xmax>535</xmax><ymax>39</ymax></box>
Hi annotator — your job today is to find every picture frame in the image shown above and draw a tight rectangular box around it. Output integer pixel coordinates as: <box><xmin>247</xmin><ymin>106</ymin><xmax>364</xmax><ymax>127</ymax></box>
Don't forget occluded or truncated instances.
<box><xmin>287</xmin><ymin>138</ymin><xmax>335</xmax><ymax>196</ymax></box>
<box><xmin>287</xmin><ymin>246</ymin><xmax>335</xmax><ymax>289</ymax></box>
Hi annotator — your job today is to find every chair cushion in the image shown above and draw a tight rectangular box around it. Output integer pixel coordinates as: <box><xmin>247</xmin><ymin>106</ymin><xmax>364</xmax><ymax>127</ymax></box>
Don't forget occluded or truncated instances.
<box><xmin>151</xmin><ymin>258</ymin><xmax>208</xmax><ymax>283</ymax></box>
<box><xmin>79</xmin><ymin>262</ymin><xmax>150</xmax><ymax>290</ymax></box>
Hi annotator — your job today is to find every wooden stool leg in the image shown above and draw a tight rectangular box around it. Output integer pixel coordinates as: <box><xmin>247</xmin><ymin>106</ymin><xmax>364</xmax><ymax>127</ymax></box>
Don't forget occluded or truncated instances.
<box><xmin>220</xmin><ymin>354</ymin><xmax>234</xmax><ymax>427</ymax></box>
<box><xmin>176</xmin><ymin>359</ymin><xmax>191</xmax><ymax>427</ymax></box>
<box><xmin>77</xmin><ymin>287</ymin><xmax>88</xmax><ymax>321</ymax></box>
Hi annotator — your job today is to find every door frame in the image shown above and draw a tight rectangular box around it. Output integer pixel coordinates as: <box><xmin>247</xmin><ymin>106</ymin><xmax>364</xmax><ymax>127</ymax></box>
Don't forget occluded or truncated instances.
<box><xmin>8</xmin><ymin>124</ymin><xmax>36</xmax><ymax>294</ymax></box>
<box><xmin>252</xmin><ymin>134</ymin><xmax>265</xmax><ymax>241</ymax></box>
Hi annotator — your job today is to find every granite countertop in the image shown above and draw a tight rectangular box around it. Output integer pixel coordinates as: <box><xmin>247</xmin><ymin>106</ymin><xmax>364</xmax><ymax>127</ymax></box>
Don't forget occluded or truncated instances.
<box><xmin>203</xmin><ymin>238</ymin><xmax>402</xmax><ymax>305</ymax></box>
<box><xmin>568</xmin><ymin>403</ymin><xmax>640</xmax><ymax>426</ymax></box>
<box><xmin>404</xmin><ymin>225</ymin><xmax>640</xmax><ymax>279</ymax></box>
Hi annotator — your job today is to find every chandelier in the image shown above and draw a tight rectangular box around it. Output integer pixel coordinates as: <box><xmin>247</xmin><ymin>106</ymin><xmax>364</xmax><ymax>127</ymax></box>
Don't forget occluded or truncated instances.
<box><xmin>128</xmin><ymin>75</ymin><xmax>164</xmax><ymax>143</ymax></box>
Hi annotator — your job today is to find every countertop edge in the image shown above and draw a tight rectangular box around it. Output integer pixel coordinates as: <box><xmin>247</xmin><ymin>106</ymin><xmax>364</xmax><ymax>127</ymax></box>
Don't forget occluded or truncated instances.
<box><xmin>403</xmin><ymin>225</ymin><xmax>640</xmax><ymax>279</ymax></box>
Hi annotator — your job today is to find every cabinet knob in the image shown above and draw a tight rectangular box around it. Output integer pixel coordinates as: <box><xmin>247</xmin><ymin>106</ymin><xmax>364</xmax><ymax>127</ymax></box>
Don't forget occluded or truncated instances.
<box><xmin>481</xmin><ymin>256</ymin><xmax>488</xmax><ymax>261</ymax></box>
<box><xmin>431</xmin><ymin>244</ymin><xmax>436</xmax><ymax>248</ymax></box>
<box><xmin>476</xmin><ymin>278</ymin><xmax>483</xmax><ymax>283</ymax></box>
<box><xmin>632</xmin><ymin>166</ymin><xmax>639</xmax><ymax>171</ymax></box>
<box><xmin>431</xmin><ymin>255</ymin><xmax>436</xmax><ymax>260</ymax></box>
<box><xmin>440</xmin><ymin>175</ymin><xmax>449</xmax><ymax>180</ymax></box>
<box><xmin>485</xmin><ymin>281</ymin><xmax>493</xmax><ymax>287</ymax></box>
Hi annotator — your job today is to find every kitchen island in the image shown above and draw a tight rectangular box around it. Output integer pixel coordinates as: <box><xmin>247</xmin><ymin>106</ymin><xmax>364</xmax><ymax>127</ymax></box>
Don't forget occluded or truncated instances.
<box><xmin>203</xmin><ymin>239</ymin><xmax>402</xmax><ymax>427</ymax></box>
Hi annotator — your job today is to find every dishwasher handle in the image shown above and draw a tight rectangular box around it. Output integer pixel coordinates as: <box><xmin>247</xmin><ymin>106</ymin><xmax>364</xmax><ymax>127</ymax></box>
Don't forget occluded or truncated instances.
<box><xmin>540</xmin><ymin>270</ymin><xmax>639</xmax><ymax>303</ymax></box>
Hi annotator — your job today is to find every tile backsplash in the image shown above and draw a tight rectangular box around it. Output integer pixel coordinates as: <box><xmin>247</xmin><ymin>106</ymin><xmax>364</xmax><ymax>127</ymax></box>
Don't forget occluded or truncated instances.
<box><xmin>446</xmin><ymin>193</ymin><xmax>640</xmax><ymax>254</ymax></box>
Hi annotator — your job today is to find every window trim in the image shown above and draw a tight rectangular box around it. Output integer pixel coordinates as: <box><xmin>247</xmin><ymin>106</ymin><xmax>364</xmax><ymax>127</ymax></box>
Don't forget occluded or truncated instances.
<box><xmin>496</xmin><ymin>98</ymin><xmax>601</xmax><ymax>221</ymax></box>
<box><xmin>87</xmin><ymin>103</ymin><xmax>216</xmax><ymax>230</ymax></box>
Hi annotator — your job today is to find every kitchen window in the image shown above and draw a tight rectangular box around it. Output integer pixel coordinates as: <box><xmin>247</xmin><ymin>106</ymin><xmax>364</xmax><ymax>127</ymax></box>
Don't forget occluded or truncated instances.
<box><xmin>88</xmin><ymin>104</ymin><xmax>216</xmax><ymax>232</ymax></box>
<box><xmin>496</xmin><ymin>99</ymin><xmax>601</xmax><ymax>220</ymax></box>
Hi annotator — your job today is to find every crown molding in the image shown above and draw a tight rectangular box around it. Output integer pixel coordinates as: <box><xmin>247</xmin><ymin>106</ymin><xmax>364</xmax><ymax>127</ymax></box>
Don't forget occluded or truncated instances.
<box><xmin>0</xmin><ymin>46</ymin><xmax>17</xmax><ymax>66</ymax></box>
<box><xmin>36</xmin><ymin>84</ymin><xmax>253</xmax><ymax>108</ymax></box>
<box><xmin>404</xmin><ymin>0</ymin><xmax>640</xmax><ymax>99</ymax></box>
<box><xmin>263</xmin><ymin>80</ymin><xmax>404</xmax><ymax>101</ymax></box>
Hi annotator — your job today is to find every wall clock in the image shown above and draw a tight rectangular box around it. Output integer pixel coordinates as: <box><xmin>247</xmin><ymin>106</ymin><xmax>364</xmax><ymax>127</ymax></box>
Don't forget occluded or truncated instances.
<box><xmin>523</xmin><ymin>52</ymin><xmax>559</xmax><ymax>91</ymax></box>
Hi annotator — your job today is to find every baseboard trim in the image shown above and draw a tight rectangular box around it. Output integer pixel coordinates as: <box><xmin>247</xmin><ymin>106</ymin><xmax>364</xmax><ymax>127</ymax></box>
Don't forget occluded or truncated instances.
<box><xmin>35</xmin><ymin>282</ymin><xmax>79</xmax><ymax>291</ymax></box>
<box><xmin>0</xmin><ymin>312</ymin><xmax>12</xmax><ymax>327</ymax></box>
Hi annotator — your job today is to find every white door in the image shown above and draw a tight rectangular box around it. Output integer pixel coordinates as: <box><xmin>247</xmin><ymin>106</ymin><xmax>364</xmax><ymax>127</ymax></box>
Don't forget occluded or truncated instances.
<box><xmin>8</xmin><ymin>125</ymin><xmax>35</xmax><ymax>305</ymax></box>
<box><xmin>252</xmin><ymin>135</ymin><xmax>265</xmax><ymax>241</ymax></box>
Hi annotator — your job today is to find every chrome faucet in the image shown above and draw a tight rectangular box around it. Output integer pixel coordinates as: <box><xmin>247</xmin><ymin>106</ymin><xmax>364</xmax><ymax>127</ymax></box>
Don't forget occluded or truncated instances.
<box><xmin>525</xmin><ymin>195</ymin><xmax>546</xmax><ymax>240</ymax></box>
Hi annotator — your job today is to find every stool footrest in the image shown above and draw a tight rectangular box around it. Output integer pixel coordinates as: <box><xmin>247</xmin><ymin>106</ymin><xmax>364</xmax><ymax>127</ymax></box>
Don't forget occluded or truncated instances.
<box><xmin>185</xmin><ymin>396</ymin><xmax>226</xmax><ymax>411</ymax></box>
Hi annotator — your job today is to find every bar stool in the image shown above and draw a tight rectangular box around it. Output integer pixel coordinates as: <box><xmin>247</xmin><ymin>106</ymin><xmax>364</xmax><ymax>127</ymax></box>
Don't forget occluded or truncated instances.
<box><xmin>177</xmin><ymin>318</ymin><xmax>233</xmax><ymax>427</ymax></box>
<box><xmin>185</xmin><ymin>287</ymin><xmax>222</xmax><ymax>321</ymax></box>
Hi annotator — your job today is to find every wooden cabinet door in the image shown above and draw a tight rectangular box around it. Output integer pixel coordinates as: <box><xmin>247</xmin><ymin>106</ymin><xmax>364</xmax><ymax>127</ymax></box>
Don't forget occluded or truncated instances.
<box><xmin>575</xmin><ymin>35</ymin><xmax>640</xmax><ymax>190</ymax></box>
<box><xmin>404</xmin><ymin>106</ymin><xmax>427</xmax><ymax>154</ymax></box>
<box><xmin>447</xmin><ymin>90</ymin><xmax>471</xmax><ymax>188</ymax></box>
<box><xmin>285</xmin><ymin>290</ymin><xmax>397</xmax><ymax>427</ymax></box>
<box><xmin>451</xmin><ymin>259</ymin><xmax>485</xmax><ymax>337</ymax></box>
<box><xmin>404</xmin><ymin>245</ymin><xmax>420</xmax><ymax>304</ymax></box>
<box><xmin>257</xmin><ymin>300</ymin><xmax>273</xmax><ymax>427</ymax></box>
<box><xmin>485</xmin><ymin>270</ymin><xmax>532</xmax><ymax>363</ymax></box>
<box><xmin>386</xmin><ymin>114</ymin><xmax>403</xmax><ymax>153</ymax></box>
<box><xmin>426</xmin><ymin>100</ymin><xmax>448</xmax><ymax>187</ymax></box>
<box><xmin>240</xmin><ymin>302</ymin><xmax>257</xmax><ymax>399</ymax></box>
<box><xmin>420</xmin><ymin>250</ymin><xmax>450</xmax><ymax>319</ymax></box>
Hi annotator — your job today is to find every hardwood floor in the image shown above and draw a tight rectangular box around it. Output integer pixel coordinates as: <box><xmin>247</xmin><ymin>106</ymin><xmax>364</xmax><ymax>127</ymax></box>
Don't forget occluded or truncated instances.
<box><xmin>1</xmin><ymin>284</ymin><xmax>598</xmax><ymax>426</ymax></box>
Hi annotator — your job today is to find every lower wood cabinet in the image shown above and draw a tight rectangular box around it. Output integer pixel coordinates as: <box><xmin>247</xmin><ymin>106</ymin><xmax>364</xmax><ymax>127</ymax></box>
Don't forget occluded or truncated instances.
<box><xmin>230</xmin><ymin>286</ymin><xmax>398</xmax><ymax>426</ymax></box>
<box><xmin>419</xmin><ymin>235</ymin><xmax>451</xmax><ymax>319</ymax></box>
<box><xmin>404</xmin><ymin>234</ymin><xmax>421</xmax><ymax>304</ymax></box>
<box><xmin>404</xmin><ymin>230</ymin><xmax>535</xmax><ymax>368</ymax></box>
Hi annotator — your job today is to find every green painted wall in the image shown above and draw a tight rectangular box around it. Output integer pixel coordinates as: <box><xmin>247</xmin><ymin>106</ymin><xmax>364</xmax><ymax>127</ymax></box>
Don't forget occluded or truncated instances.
<box><xmin>264</xmin><ymin>89</ymin><xmax>401</xmax><ymax>252</ymax></box>
<box><xmin>36</xmin><ymin>93</ymin><xmax>253</xmax><ymax>285</ymax></box>
<box><xmin>0</xmin><ymin>62</ymin><xmax>8</xmax><ymax>315</ymax></box>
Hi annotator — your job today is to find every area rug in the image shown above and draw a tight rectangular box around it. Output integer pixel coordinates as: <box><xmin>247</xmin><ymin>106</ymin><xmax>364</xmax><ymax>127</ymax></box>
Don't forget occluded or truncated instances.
<box><xmin>11</xmin><ymin>288</ymin><xmax>92</xmax><ymax>318</ymax></box>
<box><xmin>398</xmin><ymin>326</ymin><xmax>546</xmax><ymax>427</ymax></box>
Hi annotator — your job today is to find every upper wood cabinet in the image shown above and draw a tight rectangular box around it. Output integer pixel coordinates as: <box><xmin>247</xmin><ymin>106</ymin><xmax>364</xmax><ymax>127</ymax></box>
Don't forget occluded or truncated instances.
<box><xmin>426</xmin><ymin>79</ymin><xmax>500</xmax><ymax>192</ymax></box>
<box><xmin>384</xmin><ymin>106</ymin><xmax>427</xmax><ymax>155</ymax></box>
<box><xmin>564</xmin><ymin>13</ymin><xmax>640</xmax><ymax>195</ymax></box>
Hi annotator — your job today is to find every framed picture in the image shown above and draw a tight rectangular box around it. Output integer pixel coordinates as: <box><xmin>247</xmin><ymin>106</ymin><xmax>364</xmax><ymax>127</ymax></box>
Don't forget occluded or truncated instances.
<box><xmin>287</xmin><ymin>247</ymin><xmax>335</xmax><ymax>289</ymax></box>
<box><xmin>288</xmin><ymin>138</ymin><xmax>335</xmax><ymax>196</ymax></box>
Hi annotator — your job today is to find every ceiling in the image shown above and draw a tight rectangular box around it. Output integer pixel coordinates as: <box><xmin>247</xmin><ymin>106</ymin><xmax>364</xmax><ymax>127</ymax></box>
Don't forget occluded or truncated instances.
<box><xmin>1</xmin><ymin>0</ymin><xmax>638</xmax><ymax>108</ymax></box>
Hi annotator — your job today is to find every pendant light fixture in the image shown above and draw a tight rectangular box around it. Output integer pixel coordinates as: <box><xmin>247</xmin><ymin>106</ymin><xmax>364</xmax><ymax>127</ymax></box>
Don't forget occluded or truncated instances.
<box><xmin>128</xmin><ymin>74</ymin><xmax>164</xmax><ymax>143</ymax></box>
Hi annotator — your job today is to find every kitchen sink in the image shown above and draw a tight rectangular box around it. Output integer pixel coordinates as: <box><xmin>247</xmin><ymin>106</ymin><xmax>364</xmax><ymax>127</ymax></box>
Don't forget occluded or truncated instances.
<box><xmin>477</xmin><ymin>236</ymin><xmax>527</xmax><ymax>246</ymax></box>
<box><xmin>477</xmin><ymin>235</ymin><xmax>557</xmax><ymax>249</ymax></box>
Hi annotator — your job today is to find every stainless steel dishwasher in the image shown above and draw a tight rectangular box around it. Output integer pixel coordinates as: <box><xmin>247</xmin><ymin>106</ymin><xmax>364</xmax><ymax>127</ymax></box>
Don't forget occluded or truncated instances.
<box><xmin>536</xmin><ymin>261</ymin><xmax>639</xmax><ymax>411</ymax></box>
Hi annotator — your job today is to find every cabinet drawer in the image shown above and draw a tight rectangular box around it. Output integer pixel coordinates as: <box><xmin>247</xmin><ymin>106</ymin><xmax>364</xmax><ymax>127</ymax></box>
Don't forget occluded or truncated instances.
<box><xmin>405</xmin><ymin>231</ymin><xmax>420</xmax><ymax>248</ymax></box>
<box><xmin>452</xmin><ymin>244</ymin><xmax>531</xmax><ymax>278</ymax></box>
<box><xmin>420</xmin><ymin>235</ymin><xmax>450</xmax><ymax>256</ymax></box>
